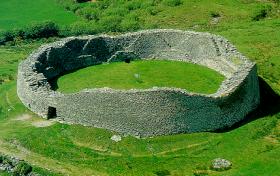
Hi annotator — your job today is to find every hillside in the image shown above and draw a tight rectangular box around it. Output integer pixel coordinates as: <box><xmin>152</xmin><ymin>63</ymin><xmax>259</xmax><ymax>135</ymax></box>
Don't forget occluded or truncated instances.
<box><xmin>0</xmin><ymin>0</ymin><xmax>79</xmax><ymax>31</ymax></box>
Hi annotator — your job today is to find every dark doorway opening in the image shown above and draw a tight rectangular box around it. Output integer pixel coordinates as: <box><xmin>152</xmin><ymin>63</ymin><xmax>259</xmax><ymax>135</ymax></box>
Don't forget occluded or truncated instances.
<box><xmin>124</xmin><ymin>58</ymin><xmax>131</xmax><ymax>63</ymax></box>
<box><xmin>47</xmin><ymin>106</ymin><xmax>57</xmax><ymax>119</ymax></box>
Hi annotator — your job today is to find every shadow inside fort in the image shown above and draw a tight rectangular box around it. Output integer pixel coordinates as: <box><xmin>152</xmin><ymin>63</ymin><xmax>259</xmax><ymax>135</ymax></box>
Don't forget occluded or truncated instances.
<box><xmin>49</xmin><ymin>77</ymin><xmax>59</xmax><ymax>91</ymax></box>
<box><xmin>48</xmin><ymin>66</ymin><xmax>93</xmax><ymax>91</ymax></box>
<box><xmin>48</xmin><ymin>61</ymin><xmax>132</xmax><ymax>91</ymax></box>
<box><xmin>215</xmin><ymin>76</ymin><xmax>280</xmax><ymax>133</ymax></box>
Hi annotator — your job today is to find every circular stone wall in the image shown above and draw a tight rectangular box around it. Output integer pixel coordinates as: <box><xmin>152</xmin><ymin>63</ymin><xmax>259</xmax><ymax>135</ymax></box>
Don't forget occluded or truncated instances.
<box><xmin>17</xmin><ymin>29</ymin><xmax>260</xmax><ymax>137</ymax></box>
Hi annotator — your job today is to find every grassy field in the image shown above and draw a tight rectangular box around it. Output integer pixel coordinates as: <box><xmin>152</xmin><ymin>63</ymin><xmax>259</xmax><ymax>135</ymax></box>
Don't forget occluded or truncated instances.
<box><xmin>0</xmin><ymin>0</ymin><xmax>79</xmax><ymax>31</ymax></box>
<box><xmin>0</xmin><ymin>78</ymin><xmax>279</xmax><ymax>176</ymax></box>
<box><xmin>0</xmin><ymin>0</ymin><xmax>280</xmax><ymax>175</ymax></box>
<box><xmin>56</xmin><ymin>0</ymin><xmax>280</xmax><ymax>34</ymax></box>
<box><xmin>57</xmin><ymin>60</ymin><xmax>224</xmax><ymax>94</ymax></box>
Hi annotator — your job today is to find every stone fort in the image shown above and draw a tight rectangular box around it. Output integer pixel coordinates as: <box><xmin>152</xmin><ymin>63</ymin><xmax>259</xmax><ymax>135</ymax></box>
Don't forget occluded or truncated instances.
<box><xmin>17</xmin><ymin>29</ymin><xmax>260</xmax><ymax>137</ymax></box>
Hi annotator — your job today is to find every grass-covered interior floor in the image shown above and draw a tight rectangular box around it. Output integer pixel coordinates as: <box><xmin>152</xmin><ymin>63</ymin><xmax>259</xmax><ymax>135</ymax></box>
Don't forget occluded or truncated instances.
<box><xmin>57</xmin><ymin>60</ymin><xmax>224</xmax><ymax>94</ymax></box>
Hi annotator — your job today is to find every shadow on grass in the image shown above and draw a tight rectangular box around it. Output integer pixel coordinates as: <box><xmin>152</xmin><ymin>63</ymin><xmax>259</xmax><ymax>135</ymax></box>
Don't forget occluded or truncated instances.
<box><xmin>48</xmin><ymin>64</ymin><xmax>102</xmax><ymax>91</ymax></box>
<box><xmin>49</xmin><ymin>76</ymin><xmax>59</xmax><ymax>91</ymax></box>
<box><xmin>215</xmin><ymin>76</ymin><xmax>280</xmax><ymax>133</ymax></box>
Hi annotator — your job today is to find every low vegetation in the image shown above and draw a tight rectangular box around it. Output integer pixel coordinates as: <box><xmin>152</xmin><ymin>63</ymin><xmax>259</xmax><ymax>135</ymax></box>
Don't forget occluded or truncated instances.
<box><xmin>0</xmin><ymin>153</ymin><xmax>54</xmax><ymax>176</ymax></box>
<box><xmin>0</xmin><ymin>21</ymin><xmax>60</xmax><ymax>45</ymax></box>
<box><xmin>0</xmin><ymin>0</ymin><xmax>78</xmax><ymax>32</ymax></box>
<box><xmin>57</xmin><ymin>60</ymin><xmax>224</xmax><ymax>94</ymax></box>
<box><xmin>56</xmin><ymin>0</ymin><xmax>280</xmax><ymax>34</ymax></box>
<box><xmin>0</xmin><ymin>0</ymin><xmax>280</xmax><ymax>175</ymax></box>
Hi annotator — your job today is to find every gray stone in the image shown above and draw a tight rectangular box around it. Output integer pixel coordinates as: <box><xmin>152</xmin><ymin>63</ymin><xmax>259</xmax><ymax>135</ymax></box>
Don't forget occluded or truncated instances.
<box><xmin>0</xmin><ymin>154</ymin><xmax>34</xmax><ymax>175</ymax></box>
<box><xmin>211</xmin><ymin>158</ymin><xmax>232</xmax><ymax>171</ymax></box>
<box><xmin>111</xmin><ymin>135</ymin><xmax>122</xmax><ymax>142</ymax></box>
<box><xmin>17</xmin><ymin>29</ymin><xmax>260</xmax><ymax>137</ymax></box>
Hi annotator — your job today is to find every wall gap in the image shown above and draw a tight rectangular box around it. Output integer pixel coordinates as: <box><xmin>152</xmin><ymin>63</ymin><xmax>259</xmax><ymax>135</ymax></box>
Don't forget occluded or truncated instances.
<box><xmin>47</xmin><ymin>106</ymin><xmax>57</xmax><ymax>119</ymax></box>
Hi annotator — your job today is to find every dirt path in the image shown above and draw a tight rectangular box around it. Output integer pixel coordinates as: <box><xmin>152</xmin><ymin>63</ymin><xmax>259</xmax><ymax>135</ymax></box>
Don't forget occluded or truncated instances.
<box><xmin>73</xmin><ymin>140</ymin><xmax>122</xmax><ymax>157</ymax></box>
<box><xmin>31</xmin><ymin>120</ymin><xmax>54</xmax><ymax>128</ymax></box>
<box><xmin>14</xmin><ymin>114</ymin><xmax>32</xmax><ymax>121</ymax></box>
<box><xmin>14</xmin><ymin>113</ymin><xmax>55</xmax><ymax>128</ymax></box>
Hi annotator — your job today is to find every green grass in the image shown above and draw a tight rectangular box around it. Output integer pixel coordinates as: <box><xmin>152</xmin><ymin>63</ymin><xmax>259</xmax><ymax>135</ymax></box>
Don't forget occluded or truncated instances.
<box><xmin>0</xmin><ymin>0</ymin><xmax>79</xmax><ymax>31</ymax></box>
<box><xmin>57</xmin><ymin>60</ymin><xmax>224</xmax><ymax>94</ymax></box>
<box><xmin>57</xmin><ymin>0</ymin><xmax>280</xmax><ymax>34</ymax></box>
<box><xmin>0</xmin><ymin>172</ymin><xmax>10</xmax><ymax>176</ymax></box>
<box><xmin>0</xmin><ymin>0</ymin><xmax>280</xmax><ymax>175</ymax></box>
<box><xmin>0</xmin><ymin>79</ymin><xmax>279</xmax><ymax>176</ymax></box>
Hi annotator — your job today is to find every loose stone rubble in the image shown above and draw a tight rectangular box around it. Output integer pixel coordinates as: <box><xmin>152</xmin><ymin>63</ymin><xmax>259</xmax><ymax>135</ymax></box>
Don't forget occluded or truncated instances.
<box><xmin>0</xmin><ymin>154</ymin><xmax>36</xmax><ymax>176</ymax></box>
<box><xmin>211</xmin><ymin>158</ymin><xmax>232</xmax><ymax>171</ymax></box>
<box><xmin>111</xmin><ymin>135</ymin><xmax>122</xmax><ymax>142</ymax></box>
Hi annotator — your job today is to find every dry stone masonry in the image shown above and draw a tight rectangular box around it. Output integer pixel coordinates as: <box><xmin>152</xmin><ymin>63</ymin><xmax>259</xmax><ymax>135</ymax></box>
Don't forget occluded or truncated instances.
<box><xmin>17</xmin><ymin>29</ymin><xmax>260</xmax><ymax>137</ymax></box>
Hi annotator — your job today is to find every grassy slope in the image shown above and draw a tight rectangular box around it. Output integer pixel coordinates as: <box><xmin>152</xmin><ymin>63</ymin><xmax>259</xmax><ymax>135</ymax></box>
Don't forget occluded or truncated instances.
<box><xmin>142</xmin><ymin>0</ymin><xmax>264</xmax><ymax>29</ymax></box>
<box><xmin>0</xmin><ymin>81</ymin><xmax>279</xmax><ymax>176</ymax></box>
<box><xmin>57</xmin><ymin>60</ymin><xmax>224</xmax><ymax>94</ymax></box>
<box><xmin>0</xmin><ymin>0</ymin><xmax>79</xmax><ymax>31</ymax></box>
<box><xmin>0</xmin><ymin>0</ymin><xmax>280</xmax><ymax>176</ymax></box>
<box><xmin>0</xmin><ymin>172</ymin><xmax>9</xmax><ymax>176</ymax></box>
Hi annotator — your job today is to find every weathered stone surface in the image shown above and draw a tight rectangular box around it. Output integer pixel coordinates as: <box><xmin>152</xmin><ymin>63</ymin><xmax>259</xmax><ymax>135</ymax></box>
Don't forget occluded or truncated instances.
<box><xmin>211</xmin><ymin>158</ymin><xmax>232</xmax><ymax>171</ymax></box>
<box><xmin>17</xmin><ymin>29</ymin><xmax>260</xmax><ymax>137</ymax></box>
<box><xmin>111</xmin><ymin>135</ymin><xmax>122</xmax><ymax>142</ymax></box>
<box><xmin>0</xmin><ymin>154</ymin><xmax>34</xmax><ymax>175</ymax></box>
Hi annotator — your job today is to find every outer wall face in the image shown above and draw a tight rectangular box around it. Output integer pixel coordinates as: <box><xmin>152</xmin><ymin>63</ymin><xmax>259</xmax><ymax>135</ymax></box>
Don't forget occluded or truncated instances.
<box><xmin>17</xmin><ymin>29</ymin><xmax>260</xmax><ymax>137</ymax></box>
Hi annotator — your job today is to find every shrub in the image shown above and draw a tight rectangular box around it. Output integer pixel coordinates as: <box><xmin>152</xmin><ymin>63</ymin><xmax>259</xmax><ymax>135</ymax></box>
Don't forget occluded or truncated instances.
<box><xmin>162</xmin><ymin>0</ymin><xmax>183</xmax><ymax>7</ymax></box>
<box><xmin>13</xmin><ymin>161</ymin><xmax>32</xmax><ymax>176</ymax></box>
<box><xmin>2</xmin><ymin>157</ymin><xmax>13</xmax><ymax>166</ymax></box>
<box><xmin>2</xmin><ymin>31</ymin><xmax>15</xmax><ymax>41</ymax></box>
<box><xmin>0</xmin><ymin>155</ymin><xmax>4</xmax><ymax>163</ymax></box>
<box><xmin>193</xmin><ymin>170</ymin><xmax>209</xmax><ymax>176</ymax></box>
<box><xmin>0</xmin><ymin>33</ymin><xmax>5</xmax><ymax>44</ymax></box>
<box><xmin>252</xmin><ymin>118</ymin><xmax>277</xmax><ymax>139</ymax></box>
<box><xmin>0</xmin><ymin>21</ymin><xmax>60</xmax><ymax>45</ymax></box>
<box><xmin>98</xmin><ymin>15</ymin><xmax>123</xmax><ymax>32</ymax></box>
<box><xmin>95</xmin><ymin>0</ymin><xmax>111</xmax><ymax>10</ymax></box>
<box><xmin>0</xmin><ymin>30</ymin><xmax>18</xmax><ymax>44</ymax></box>
<box><xmin>76</xmin><ymin>7</ymin><xmax>100</xmax><ymax>21</ymax></box>
<box><xmin>125</xmin><ymin>1</ymin><xmax>142</xmax><ymax>11</ymax></box>
<box><xmin>142</xmin><ymin>22</ymin><xmax>159</xmax><ymax>29</ymax></box>
<box><xmin>120</xmin><ymin>14</ymin><xmax>140</xmax><ymax>31</ymax></box>
<box><xmin>8</xmin><ymin>74</ymin><xmax>14</xmax><ymax>81</ymax></box>
<box><xmin>75</xmin><ymin>0</ymin><xmax>91</xmax><ymax>3</ymax></box>
<box><xmin>210</xmin><ymin>11</ymin><xmax>221</xmax><ymax>18</ymax></box>
<box><xmin>23</xmin><ymin>21</ymin><xmax>59</xmax><ymax>39</ymax></box>
<box><xmin>62</xmin><ymin>21</ymin><xmax>100</xmax><ymax>36</ymax></box>
<box><xmin>146</xmin><ymin>6</ymin><xmax>162</xmax><ymax>16</ymax></box>
<box><xmin>153</xmin><ymin>170</ymin><xmax>171</xmax><ymax>176</ymax></box>
<box><xmin>102</xmin><ymin>7</ymin><xmax>129</xmax><ymax>17</ymax></box>
<box><xmin>252</xmin><ymin>5</ymin><xmax>272</xmax><ymax>21</ymax></box>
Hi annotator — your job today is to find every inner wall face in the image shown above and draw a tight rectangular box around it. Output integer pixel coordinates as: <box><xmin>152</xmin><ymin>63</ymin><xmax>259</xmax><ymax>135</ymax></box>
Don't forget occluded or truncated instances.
<box><xmin>17</xmin><ymin>29</ymin><xmax>260</xmax><ymax>137</ymax></box>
